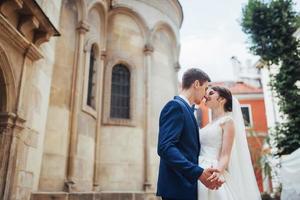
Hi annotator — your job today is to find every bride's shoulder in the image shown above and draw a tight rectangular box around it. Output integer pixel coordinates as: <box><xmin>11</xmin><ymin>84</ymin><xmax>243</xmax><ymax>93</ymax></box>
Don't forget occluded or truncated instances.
<box><xmin>219</xmin><ymin>114</ymin><xmax>234</xmax><ymax>126</ymax></box>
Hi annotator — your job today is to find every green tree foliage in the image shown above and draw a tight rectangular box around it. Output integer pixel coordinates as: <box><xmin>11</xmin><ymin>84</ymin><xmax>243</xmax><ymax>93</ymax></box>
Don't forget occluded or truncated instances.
<box><xmin>241</xmin><ymin>0</ymin><xmax>300</xmax><ymax>156</ymax></box>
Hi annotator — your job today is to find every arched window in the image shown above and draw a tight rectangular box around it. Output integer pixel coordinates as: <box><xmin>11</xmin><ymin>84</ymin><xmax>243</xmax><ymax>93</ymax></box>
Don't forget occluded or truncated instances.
<box><xmin>110</xmin><ymin>64</ymin><xmax>130</xmax><ymax>119</ymax></box>
<box><xmin>87</xmin><ymin>44</ymin><xmax>97</xmax><ymax>109</ymax></box>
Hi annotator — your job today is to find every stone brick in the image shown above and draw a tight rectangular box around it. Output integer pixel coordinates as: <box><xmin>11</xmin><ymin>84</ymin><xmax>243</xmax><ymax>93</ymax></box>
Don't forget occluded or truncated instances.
<box><xmin>69</xmin><ymin>193</ymin><xmax>94</xmax><ymax>200</ymax></box>
<box><xmin>31</xmin><ymin>192</ymin><xmax>68</xmax><ymax>200</ymax></box>
<box><xmin>100</xmin><ymin>193</ymin><xmax>125</xmax><ymax>200</ymax></box>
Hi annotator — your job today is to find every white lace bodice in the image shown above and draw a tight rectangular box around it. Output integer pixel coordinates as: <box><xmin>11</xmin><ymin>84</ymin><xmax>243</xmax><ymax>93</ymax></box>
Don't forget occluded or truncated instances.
<box><xmin>199</xmin><ymin>115</ymin><xmax>233</xmax><ymax>163</ymax></box>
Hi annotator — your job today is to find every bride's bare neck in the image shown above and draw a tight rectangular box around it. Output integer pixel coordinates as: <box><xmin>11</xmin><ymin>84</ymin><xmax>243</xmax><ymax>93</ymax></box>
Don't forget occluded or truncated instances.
<box><xmin>211</xmin><ymin>107</ymin><xmax>226</xmax><ymax>121</ymax></box>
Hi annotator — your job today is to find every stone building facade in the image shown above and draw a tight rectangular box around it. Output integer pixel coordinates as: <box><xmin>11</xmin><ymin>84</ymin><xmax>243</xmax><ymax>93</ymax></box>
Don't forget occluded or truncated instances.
<box><xmin>0</xmin><ymin>0</ymin><xmax>183</xmax><ymax>199</ymax></box>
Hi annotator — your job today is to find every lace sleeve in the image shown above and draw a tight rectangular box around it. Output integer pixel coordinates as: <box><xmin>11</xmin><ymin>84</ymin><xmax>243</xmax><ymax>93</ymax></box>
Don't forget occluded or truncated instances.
<box><xmin>219</xmin><ymin>115</ymin><xmax>234</xmax><ymax>126</ymax></box>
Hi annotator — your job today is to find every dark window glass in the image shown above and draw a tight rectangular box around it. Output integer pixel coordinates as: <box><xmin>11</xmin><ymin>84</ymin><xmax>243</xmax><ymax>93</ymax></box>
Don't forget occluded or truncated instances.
<box><xmin>87</xmin><ymin>45</ymin><xmax>96</xmax><ymax>108</ymax></box>
<box><xmin>241</xmin><ymin>106</ymin><xmax>251</xmax><ymax>127</ymax></box>
<box><xmin>110</xmin><ymin>64</ymin><xmax>130</xmax><ymax>119</ymax></box>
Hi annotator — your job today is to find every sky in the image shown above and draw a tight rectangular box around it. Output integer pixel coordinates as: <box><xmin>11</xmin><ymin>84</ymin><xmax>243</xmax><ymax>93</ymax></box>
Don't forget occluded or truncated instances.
<box><xmin>178</xmin><ymin>0</ymin><xmax>300</xmax><ymax>82</ymax></box>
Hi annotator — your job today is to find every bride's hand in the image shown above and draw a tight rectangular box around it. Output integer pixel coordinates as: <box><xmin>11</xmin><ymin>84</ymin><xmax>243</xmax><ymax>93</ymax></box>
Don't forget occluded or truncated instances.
<box><xmin>207</xmin><ymin>171</ymin><xmax>225</xmax><ymax>189</ymax></box>
<box><xmin>207</xmin><ymin>171</ymin><xmax>220</xmax><ymax>182</ymax></box>
<box><xmin>207</xmin><ymin>165</ymin><xmax>223</xmax><ymax>183</ymax></box>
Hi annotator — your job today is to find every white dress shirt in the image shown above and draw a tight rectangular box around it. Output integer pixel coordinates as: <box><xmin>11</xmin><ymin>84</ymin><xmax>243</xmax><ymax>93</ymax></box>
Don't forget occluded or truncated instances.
<box><xmin>179</xmin><ymin>94</ymin><xmax>192</xmax><ymax>107</ymax></box>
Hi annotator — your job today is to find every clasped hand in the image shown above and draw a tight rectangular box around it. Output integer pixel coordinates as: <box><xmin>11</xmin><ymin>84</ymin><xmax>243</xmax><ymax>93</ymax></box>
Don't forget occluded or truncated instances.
<box><xmin>198</xmin><ymin>168</ymin><xmax>224</xmax><ymax>190</ymax></box>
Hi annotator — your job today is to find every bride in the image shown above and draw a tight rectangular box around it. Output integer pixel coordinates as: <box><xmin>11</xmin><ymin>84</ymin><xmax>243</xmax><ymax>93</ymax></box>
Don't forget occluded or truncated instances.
<box><xmin>198</xmin><ymin>86</ymin><xmax>261</xmax><ymax>200</ymax></box>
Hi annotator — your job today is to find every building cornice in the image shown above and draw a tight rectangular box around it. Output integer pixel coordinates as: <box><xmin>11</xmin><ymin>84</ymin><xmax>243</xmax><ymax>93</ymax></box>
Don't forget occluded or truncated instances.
<box><xmin>0</xmin><ymin>14</ymin><xmax>42</xmax><ymax>60</ymax></box>
<box><xmin>0</xmin><ymin>0</ymin><xmax>60</xmax><ymax>61</ymax></box>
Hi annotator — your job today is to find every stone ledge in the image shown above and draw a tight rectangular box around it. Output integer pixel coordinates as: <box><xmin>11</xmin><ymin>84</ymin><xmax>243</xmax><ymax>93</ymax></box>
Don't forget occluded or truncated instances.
<box><xmin>31</xmin><ymin>192</ymin><xmax>68</xmax><ymax>200</ymax></box>
<box><xmin>31</xmin><ymin>192</ymin><xmax>159</xmax><ymax>200</ymax></box>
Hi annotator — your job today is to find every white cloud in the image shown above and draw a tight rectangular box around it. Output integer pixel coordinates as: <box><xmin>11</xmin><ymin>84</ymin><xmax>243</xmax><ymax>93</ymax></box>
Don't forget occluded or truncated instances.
<box><xmin>178</xmin><ymin>0</ymin><xmax>259</xmax><ymax>82</ymax></box>
<box><xmin>179</xmin><ymin>29</ymin><xmax>258</xmax><ymax>82</ymax></box>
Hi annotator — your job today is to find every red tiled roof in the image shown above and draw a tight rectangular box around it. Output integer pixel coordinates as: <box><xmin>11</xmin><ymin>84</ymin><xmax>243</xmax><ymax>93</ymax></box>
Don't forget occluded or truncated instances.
<box><xmin>209</xmin><ymin>81</ymin><xmax>263</xmax><ymax>94</ymax></box>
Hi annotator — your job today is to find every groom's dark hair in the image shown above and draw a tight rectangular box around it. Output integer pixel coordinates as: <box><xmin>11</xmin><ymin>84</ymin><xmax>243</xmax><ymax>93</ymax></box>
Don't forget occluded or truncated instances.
<box><xmin>182</xmin><ymin>68</ymin><xmax>211</xmax><ymax>89</ymax></box>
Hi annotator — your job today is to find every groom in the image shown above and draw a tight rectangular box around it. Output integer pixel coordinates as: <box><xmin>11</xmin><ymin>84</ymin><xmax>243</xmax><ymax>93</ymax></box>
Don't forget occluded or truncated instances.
<box><xmin>157</xmin><ymin>68</ymin><xmax>223</xmax><ymax>200</ymax></box>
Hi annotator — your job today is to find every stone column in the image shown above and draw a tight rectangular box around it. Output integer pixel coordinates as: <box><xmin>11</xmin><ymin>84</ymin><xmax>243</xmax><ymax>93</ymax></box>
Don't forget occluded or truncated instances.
<box><xmin>93</xmin><ymin>50</ymin><xmax>107</xmax><ymax>190</ymax></box>
<box><xmin>143</xmin><ymin>43</ymin><xmax>154</xmax><ymax>191</ymax></box>
<box><xmin>1</xmin><ymin>113</ymin><xmax>25</xmax><ymax>200</ymax></box>
<box><xmin>0</xmin><ymin>113</ymin><xmax>15</xmax><ymax>199</ymax></box>
<box><xmin>66</xmin><ymin>20</ymin><xmax>89</xmax><ymax>191</ymax></box>
<box><xmin>2</xmin><ymin>46</ymin><xmax>31</xmax><ymax>200</ymax></box>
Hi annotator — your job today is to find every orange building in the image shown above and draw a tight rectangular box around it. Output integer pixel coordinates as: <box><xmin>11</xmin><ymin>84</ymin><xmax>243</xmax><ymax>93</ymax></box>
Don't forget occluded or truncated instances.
<box><xmin>196</xmin><ymin>81</ymin><xmax>270</xmax><ymax>192</ymax></box>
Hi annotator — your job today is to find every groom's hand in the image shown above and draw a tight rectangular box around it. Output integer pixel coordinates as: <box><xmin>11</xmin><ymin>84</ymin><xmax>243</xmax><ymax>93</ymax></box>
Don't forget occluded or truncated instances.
<box><xmin>198</xmin><ymin>168</ymin><xmax>223</xmax><ymax>190</ymax></box>
<box><xmin>207</xmin><ymin>171</ymin><xmax>225</xmax><ymax>190</ymax></box>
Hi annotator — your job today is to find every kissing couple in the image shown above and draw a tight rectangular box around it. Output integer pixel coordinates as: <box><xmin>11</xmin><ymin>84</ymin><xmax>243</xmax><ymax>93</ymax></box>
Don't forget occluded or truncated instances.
<box><xmin>156</xmin><ymin>68</ymin><xmax>261</xmax><ymax>200</ymax></box>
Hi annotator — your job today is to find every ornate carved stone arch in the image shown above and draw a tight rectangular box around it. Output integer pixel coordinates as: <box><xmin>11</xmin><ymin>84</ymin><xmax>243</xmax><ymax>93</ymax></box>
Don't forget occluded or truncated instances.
<box><xmin>84</xmin><ymin>37</ymin><xmax>100</xmax><ymax>55</ymax></box>
<box><xmin>150</xmin><ymin>21</ymin><xmax>181</xmax><ymax>73</ymax></box>
<box><xmin>150</xmin><ymin>21</ymin><xmax>180</xmax><ymax>58</ymax></box>
<box><xmin>0</xmin><ymin>44</ymin><xmax>20</xmax><ymax>200</ymax></box>
<box><xmin>87</xmin><ymin>0</ymin><xmax>109</xmax><ymax>12</ymax></box>
<box><xmin>87</xmin><ymin>1</ymin><xmax>107</xmax><ymax>48</ymax></box>
<box><xmin>0</xmin><ymin>45</ymin><xmax>17</xmax><ymax>113</ymax></box>
<box><xmin>108</xmin><ymin>7</ymin><xmax>150</xmax><ymax>43</ymax></box>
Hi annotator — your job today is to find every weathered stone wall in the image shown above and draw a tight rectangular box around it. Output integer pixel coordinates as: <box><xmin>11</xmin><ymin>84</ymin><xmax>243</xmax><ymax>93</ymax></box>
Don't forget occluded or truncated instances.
<box><xmin>0</xmin><ymin>0</ymin><xmax>63</xmax><ymax>198</ymax></box>
<box><xmin>98</xmin><ymin>11</ymin><xmax>146</xmax><ymax>191</ymax></box>
<box><xmin>0</xmin><ymin>0</ymin><xmax>183</xmax><ymax>199</ymax></box>
<box><xmin>39</xmin><ymin>0</ymin><xmax>76</xmax><ymax>192</ymax></box>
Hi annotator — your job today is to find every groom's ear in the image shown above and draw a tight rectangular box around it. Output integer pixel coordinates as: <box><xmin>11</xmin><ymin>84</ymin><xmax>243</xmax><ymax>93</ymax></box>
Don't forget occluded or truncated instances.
<box><xmin>194</xmin><ymin>80</ymin><xmax>200</xmax><ymax>88</ymax></box>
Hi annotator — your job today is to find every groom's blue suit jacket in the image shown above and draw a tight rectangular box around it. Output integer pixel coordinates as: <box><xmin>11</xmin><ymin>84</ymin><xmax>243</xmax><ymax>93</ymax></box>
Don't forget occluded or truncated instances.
<box><xmin>157</xmin><ymin>96</ymin><xmax>204</xmax><ymax>200</ymax></box>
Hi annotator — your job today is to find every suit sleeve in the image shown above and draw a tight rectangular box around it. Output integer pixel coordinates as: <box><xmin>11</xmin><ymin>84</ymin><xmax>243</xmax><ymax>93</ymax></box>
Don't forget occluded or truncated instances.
<box><xmin>157</xmin><ymin>101</ymin><xmax>204</xmax><ymax>183</ymax></box>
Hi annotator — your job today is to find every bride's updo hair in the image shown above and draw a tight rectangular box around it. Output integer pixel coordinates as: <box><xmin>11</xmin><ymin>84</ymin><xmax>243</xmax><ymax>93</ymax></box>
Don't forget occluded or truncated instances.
<box><xmin>211</xmin><ymin>86</ymin><xmax>233</xmax><ymax>112</ymax></box>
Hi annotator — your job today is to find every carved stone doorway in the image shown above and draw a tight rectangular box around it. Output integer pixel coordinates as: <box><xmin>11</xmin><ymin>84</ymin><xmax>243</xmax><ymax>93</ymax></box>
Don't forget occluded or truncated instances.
<box><xmin>0</xmin><ymin>67</ymin><xmax>10</xmax><ymax>199</ymax></box>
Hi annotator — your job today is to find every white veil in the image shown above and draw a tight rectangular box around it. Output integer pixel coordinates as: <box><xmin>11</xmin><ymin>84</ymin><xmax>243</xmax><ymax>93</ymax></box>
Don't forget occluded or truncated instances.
<box><xmin>228</xmin><ymin>97</ymin><xmax>261</xmax><ymax>200</ymax></box>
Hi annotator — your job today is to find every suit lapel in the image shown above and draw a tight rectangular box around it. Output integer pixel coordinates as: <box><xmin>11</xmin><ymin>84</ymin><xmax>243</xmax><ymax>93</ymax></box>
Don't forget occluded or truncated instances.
<box><xmin>174</xmin><ymin>97</ymin><xmax>200</xmax><ymax>151</ymax></box>
<box><xmin>175</xmin><ymin>96</ymin><xmax>199</xmax><ymax>133</ymax></box>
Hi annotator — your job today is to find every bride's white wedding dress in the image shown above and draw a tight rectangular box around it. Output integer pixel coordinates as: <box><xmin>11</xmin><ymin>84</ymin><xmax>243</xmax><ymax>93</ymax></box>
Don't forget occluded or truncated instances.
<box><xmin>198</xmin><ymin>115</ymin><xmax>239</xmax><ymax>200</ymax></box>
<box><xmin>198</xmin><ymin>98</ymin><xmax>261</xmax><ymax>200</ymax></box>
